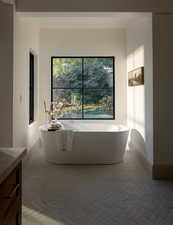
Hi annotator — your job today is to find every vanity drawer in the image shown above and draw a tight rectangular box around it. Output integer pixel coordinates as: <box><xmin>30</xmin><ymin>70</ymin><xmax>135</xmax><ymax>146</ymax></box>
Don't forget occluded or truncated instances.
<box><xmin>0</xmin><ymin>167</ymin><xmax>19</xmax><ymax>197</ymax></box>
<box><xmin>0</xmin><ymin>149</ymin><xmax>25</xmax><ymax>225</ymax></box>
<box><xmin>0</xmin><ymin>184</ymin><xmax>20</xmax><ymax>215</ymax></box>
<box><xmin>3</xmin><ymin>197</ymin><xmax>20</xmax><ymax>225</ymax></box>
<box><xmin>0</xmin><ymin>164</ymin><xmax>21</xmax><ymax>219</ymax></box>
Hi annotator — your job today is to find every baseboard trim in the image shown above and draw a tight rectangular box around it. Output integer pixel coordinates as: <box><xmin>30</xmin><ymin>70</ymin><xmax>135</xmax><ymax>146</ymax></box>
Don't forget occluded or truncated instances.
<box><xmin>152</xmin><ymin>164</ymin><xmax>173</xmax><ymax>180</ymax></box>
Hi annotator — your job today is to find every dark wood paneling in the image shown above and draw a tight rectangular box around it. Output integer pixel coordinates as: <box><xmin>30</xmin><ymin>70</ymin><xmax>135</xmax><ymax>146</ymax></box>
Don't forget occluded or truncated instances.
<box><xmin>0</xmin><ymin>162</ymin><xmax>22</xmax><ymax>225</ymax></box>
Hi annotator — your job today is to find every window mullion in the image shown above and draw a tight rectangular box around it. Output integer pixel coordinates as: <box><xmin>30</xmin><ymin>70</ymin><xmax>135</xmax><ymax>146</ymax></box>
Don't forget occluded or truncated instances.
<box><xmin>82</xmin><ymin>58</ymin><xmax>84</xmax><ymax>119</ymax></box>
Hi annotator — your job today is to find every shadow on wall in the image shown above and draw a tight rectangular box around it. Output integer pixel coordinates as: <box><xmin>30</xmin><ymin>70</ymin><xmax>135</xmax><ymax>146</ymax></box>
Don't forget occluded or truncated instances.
<box><xmin>128</xmin><ymin>129</ymin><xmax>147</xmax><ymax>158</ymax></box>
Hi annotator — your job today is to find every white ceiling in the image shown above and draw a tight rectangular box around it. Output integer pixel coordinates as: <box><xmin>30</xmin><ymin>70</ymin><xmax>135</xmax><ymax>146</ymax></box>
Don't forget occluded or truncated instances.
<box><xmin>17</xmin><ymin>12</ymin><xmax>152</xmax><ymax>29</ymax></box>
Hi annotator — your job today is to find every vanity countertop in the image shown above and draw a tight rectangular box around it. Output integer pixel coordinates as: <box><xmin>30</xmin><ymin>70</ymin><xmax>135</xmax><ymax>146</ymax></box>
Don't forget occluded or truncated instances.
<box><xmin>0</xmin><ymin>147</ymin><xmax>27</xmax><ymax>184</ymax></box>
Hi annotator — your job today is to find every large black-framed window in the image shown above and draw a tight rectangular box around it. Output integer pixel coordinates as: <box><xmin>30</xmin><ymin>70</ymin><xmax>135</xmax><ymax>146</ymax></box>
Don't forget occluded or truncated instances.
<box><xmin>29</xmin><ymin>52</ymin><xmax>35</xmax><ymax>124</ymax></box>
<box><xmin>51</xmin><ymin>56</ymin><xmax>115</xmax><ymax>120</ymax></box>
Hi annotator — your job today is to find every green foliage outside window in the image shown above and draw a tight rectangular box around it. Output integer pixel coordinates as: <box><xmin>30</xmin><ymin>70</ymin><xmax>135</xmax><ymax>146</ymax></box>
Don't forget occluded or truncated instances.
<box><xmin>52</xmin><ymin>57</ymin><xmax>114</xmax><ymax>119</ymax></box>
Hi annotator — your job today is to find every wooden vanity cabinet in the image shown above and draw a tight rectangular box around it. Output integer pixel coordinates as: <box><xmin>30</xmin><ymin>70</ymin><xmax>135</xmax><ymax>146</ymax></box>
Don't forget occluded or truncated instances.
<box><xmin>0</xmin><ymin>162</ymin><xmax>22</xmax><ymax>225</ymax></box>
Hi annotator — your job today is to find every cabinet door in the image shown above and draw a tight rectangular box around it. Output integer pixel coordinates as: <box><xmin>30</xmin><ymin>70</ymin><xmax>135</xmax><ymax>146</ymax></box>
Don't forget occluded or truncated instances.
<box><xmin>3</xmin><ymin>197</ymin><xmax>20</xmax><ymax>225</ymax></box>
<box><xmin>0</xmin><ymin>163</ymin><xmax>22</xmax><ymax>225</ymax></box>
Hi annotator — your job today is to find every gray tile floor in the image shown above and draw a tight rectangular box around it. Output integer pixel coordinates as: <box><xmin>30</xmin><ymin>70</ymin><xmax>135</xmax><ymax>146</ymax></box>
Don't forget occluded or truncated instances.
<box><xmin>23</xmin><ymin>148</ymin><xmax>173</xmax><ymax>225</ymax></box>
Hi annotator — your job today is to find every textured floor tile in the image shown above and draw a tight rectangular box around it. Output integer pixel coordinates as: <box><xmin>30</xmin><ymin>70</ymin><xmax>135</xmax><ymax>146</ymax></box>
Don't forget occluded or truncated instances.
<box><xmin>22</xmin><ymin>149</ymin><xmax>173</xmax><ymax>225</ymax></box>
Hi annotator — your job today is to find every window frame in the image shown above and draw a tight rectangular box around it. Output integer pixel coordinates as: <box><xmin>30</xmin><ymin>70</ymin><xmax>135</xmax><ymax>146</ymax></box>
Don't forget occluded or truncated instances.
<box><xmin>29</xmin><ymin>52</ymin><xmax>35</xmax><ymax>124</ymax></box>
<box><xmin>51</xmin><ymin>56</ymin><xmax>115</xmax><ymax>120</ymax></box>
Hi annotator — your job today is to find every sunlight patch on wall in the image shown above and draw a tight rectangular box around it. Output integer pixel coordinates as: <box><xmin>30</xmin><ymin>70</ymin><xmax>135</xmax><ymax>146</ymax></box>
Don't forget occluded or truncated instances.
<box><xmin>127</xmin><ymin>45</ymin><xmax>145</xmax><ymax>140</ymax></box>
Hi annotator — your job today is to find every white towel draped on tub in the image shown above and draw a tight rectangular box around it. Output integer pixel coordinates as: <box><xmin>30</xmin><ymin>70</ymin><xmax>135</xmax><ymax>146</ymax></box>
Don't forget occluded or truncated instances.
<box><xmin>56</xmin><ymin>129</ymin><xmax>75</xmax><ymax>151</ymax></box>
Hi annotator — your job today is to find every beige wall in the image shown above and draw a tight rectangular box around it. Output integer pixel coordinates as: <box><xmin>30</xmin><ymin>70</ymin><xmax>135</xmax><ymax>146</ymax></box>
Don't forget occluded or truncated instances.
<box><xmin>13</xmin><ymin>16</ymin><xmax>39</xmax><ymax>149</ymax></box>
<box><xmin>127</xmin><ymin>16</ymin><xmax>153</xmax><ymax>165</ymax></box>
<box><xmin>0</xmin><ymin>2</ymin><xmax>13</xmax><ymax>147</ymax></box>
<box><xmin>39</xmin><ymin>28</ymin><xmax>127</xmax><ymax>125</ymax></box>
<box><xmin>16</xmin><ymin>0</ymin><xmax>173</xmax><ymax>12</ymax></box>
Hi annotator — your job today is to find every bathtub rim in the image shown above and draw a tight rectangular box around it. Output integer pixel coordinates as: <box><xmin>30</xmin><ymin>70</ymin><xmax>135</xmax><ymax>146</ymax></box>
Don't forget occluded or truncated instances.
<box><xmin>39</xmin><ymin>124</ymin><xmax>129</xmax><ymax>133</ymax></box>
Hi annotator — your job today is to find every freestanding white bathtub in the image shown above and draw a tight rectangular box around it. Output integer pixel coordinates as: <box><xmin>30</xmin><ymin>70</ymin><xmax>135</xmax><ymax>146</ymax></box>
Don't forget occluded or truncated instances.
<box><xmin>39</xmin><ymin>123</ymin><xmax>129</xmax><ymax>165</ymax></box>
